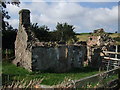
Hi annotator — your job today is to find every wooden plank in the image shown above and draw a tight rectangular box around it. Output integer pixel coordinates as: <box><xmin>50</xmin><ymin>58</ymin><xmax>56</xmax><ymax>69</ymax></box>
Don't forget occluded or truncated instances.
<box><xmin>103</xmin><ymin>51</ymin><xmax>120</xmax><ymax>54</ymax></box>
<box><xmin>104</xmin><ymin>57</ymin><xmax>120</xmax><ymax>61</ymax></box>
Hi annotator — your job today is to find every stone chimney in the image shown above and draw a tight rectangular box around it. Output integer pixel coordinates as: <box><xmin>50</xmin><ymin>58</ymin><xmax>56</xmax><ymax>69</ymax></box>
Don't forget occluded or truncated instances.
<box><xmin>19</xmin><ymin>9</ymin><xmax>30</xmax><ymax>29</ymax></box>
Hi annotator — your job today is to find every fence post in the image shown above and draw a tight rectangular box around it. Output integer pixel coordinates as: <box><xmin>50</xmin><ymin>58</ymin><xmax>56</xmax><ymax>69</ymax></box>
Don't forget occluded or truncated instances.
<box><xmin>5</xmin><ymin>49</ymin><xmax>8</xmax><ymax>60</ymax></box>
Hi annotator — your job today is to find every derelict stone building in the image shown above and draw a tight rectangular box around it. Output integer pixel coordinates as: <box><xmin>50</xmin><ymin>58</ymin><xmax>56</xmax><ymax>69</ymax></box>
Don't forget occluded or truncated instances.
<box><xmin>13</xmin><ymin>9</ymin><xmax>87</xmax><ymax>72</ymax></box>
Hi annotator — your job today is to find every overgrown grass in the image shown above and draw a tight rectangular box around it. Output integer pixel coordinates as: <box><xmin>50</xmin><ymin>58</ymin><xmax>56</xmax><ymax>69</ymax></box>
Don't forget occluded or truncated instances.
<box><xmin>2</xmin><ymin>61</ymin><xmax>99</xmax><ymax>86</ymax></box>
<box><xmin>103</xmin><ymin>74</ymin><xmax>118</xmax><ymax>84</ymax></box>
<box><xmin>87</xmin><ymin>74</ymin><xmax>118</xmax><ymax>88</ymax></box>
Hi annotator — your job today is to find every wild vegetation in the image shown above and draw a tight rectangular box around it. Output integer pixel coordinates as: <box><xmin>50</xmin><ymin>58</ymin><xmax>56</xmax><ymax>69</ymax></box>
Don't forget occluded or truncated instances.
<box><xmin>1</xmin><ymin>1</ymin><xmax>119</xmax><ymax>89</ymax></box>
<box><xmin>31</xmin><ymin>22</ymin><xmax>77</xmax><ymax>43</ymax></box>
<box><xmin>1</xmin><ymin>1</ymin><xmax>20</xmax><ymax>31</ymax></box>
<box><xmin>2</xmin><ymin>61</ymin><xmax>118</xmax><ymax>89</ymax></box>
<box><xmin>1</xmin><ymin>1</ymin><xmax>19</xmax><ymax>51</ymax></box>
<box><xmin>2</xmin><ymin>61</ymin><xmax>99</xmax><ymax>86</ymax></box>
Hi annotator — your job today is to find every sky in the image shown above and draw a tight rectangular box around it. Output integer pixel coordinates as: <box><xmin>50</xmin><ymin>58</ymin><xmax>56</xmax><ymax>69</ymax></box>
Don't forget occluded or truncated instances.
<box><xmin>5</xmin><ymin>0</ymin><xmax>119</xmax><ymax>33</ymax></box>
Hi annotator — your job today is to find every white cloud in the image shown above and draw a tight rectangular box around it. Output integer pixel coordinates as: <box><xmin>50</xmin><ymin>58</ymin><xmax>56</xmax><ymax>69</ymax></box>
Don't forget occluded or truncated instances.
<box><xmin>6</xmin><ymin>2</ymin><xmax>118</xmax><ymax>33</ymax></box>
<box><xmin>6</xmin><ymin>4</ymin><xmax>20</xmax><ymax>15</ymax></box>
<box><xmin>19</xmin><ymin>0</ymin><xmax>120</xmax><ymax>2</ymax></box>
<box><xmin>7</xmin><ymin>19</ymin><xmax>19</xmax><ymax>29</ymax></box>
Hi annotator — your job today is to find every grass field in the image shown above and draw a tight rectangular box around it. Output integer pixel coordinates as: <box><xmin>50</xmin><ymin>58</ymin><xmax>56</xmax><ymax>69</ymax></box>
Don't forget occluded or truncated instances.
<box><xmin>76</xmin><ymin>33</ymin><xmax>90</xmax><ymax>41</ymax></box>
<box><xmin>2</xmin><ymin>33</ymin><xmax>119</xmax><ymax>87</ymax></box>
<box><xmin>110</xmin><ymin>33</ymin><xmax>120</xmax><ymax>45</ymax></box>
<box><xmin>2</xmin><ymin>61</ymin><xmax>118</xmax><ymax>88</ymax></box>
<box><xmin>2</xmin><ymin>61</ymin><xmax>99</xmax><ymax>86</ymax></box>
<box><xmin>109</xmin><ymin>33</ymin><xmax>118</xmax><ymax>38</ymax></box>
<box><xmin>76</xmin><ymin>33</ymin><xmax>120</xmax><ymax>45</ymax></box>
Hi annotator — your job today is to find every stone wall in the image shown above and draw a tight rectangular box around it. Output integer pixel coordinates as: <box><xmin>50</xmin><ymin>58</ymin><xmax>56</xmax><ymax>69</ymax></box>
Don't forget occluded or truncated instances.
<box><xmin>13</xmin><ymin>9</ymin><xmax>32</xmax><ymax>71</ymax></box>
<box><xmin>91</xmin><ymin>48</ymin><xmax>102</xmax><ymax>68</ymax></box>
<box><xmin>87</xmin><ymin>46</ymin><xmax>102</xmax><ymax>68</ymax></box>
<box><xmin>87</xmin><ymin>36</ymin><xmax>101</xmax><ymax>46</ymax></box>
<box><xmin>13</xmin><ymin>25</ymin><xmax>32</xmax><ymax>71</ymax></box>
<box><xmin>14</xmin><ymin>9</ymin><xmax>107</xmax><ymax>72</ymax></box>
<box><xmin>32</xmin><ymin>45</ymin><xmax>87</xmax><ymax>72</ymax></box>
<box><xmin>13</xmin><ymin>9</ymin><xmax>88</xmax><ymax>72</ymax></box>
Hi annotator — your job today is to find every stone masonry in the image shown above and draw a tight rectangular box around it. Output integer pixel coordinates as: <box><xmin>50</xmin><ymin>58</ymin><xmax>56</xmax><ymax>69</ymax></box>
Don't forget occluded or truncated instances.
<box><xmin>32</xmin><ymin>45</ymin><xmax>87</xmax><ymax>72</ymax></box>
<box><xmin>13</xmin><ymin>9</ymin><xmax>32</xmax><ymax>71</ymax></box>
<box><xmin>13</xmin><ymin>9</ymin><xmax>87</xmax><ymax>72</ymax></box>
<box><xmin>14</xmin><ymin>9</ymin><xmax>117</xmax><ymax>72</ymax></box>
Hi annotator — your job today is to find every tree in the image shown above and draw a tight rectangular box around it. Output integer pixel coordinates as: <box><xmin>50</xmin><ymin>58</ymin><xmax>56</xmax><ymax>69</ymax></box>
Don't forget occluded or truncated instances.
<box><xmin>30</xmin><ymin>22</ymin><xmax>78</xmax><ymax>43</ymax></box>
<box><xmin>2</xmin><ymin>29</ymin><xmax>17</xmax><ymax>49</ymax></box>
<box><xmin>31</xmin><ymin>23</ymin><xmax>50</xmax><ymax>42</ymax></box>
<box><xmin>55</xmin><ymin>22</ymin><xmax>77</xmax><ymax>43</ymax></box>
<box><xmin>1</xmin><ymin>0</ymin><xmax>20</xmax><ymax>50</ymax></box>
<box><xmin>0</xmin><ymin>0</ymin><xmax>20</xmax><ymax>30</ymax></box>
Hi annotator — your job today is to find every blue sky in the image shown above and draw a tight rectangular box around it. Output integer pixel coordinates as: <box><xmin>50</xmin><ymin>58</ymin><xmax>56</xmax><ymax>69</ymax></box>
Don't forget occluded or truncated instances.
<box><xmin>80</xmin><ymin>2</ymin><xmax>118</xmax><ymax>8</ymax></box>
<box><xmin>6</xmin><ymin>1</ymin><xmax>118</xmax><ymax>33</ymax></box>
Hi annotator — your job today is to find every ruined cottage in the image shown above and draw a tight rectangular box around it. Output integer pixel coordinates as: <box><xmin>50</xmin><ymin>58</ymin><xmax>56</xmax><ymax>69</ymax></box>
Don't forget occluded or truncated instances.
<box><xmin>87</xmin><ymin>28</ymin><xmax>115</xmax><ymax>47</ymax></box>
<box><xmin>13</xmin><ymin>9</ymin><xmax>117</xmax><ymax>72</ymax></box>
<box><xmin>87</xmin><ymin>29</ymin><xmax>117</xmax><ymax>68</ymax></box>
<box><xmin>13</xmin><ymin>9</ymin><xmax>87</xmax><ymax>72</ymax></box>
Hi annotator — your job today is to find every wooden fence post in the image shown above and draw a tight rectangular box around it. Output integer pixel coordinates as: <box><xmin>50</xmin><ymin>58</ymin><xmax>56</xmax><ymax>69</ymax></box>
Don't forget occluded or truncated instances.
<box><xmin>5</xmin><ymin>49</ymin><xmax>8</xmax><ymax>60</ymax></box>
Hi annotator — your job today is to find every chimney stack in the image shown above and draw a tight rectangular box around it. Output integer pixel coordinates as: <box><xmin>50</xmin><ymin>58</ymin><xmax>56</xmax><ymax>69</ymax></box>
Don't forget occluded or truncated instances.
<box><xmin>19</xmin><ymin>9</ymin><xmax>30</xmax><ymax>28</ymax></box>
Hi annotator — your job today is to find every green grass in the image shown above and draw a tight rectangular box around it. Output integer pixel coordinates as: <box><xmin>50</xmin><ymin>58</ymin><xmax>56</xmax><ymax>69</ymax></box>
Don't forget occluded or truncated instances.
<box><xmin>0</xmin><ymin>62</ymin><xmax>2</xmax><ymax>73</ymax></box>
<box><xmin>109</xmin><ymin>33</ymin><xmax>118</xmax><ymax>38</ymax></box>
<box><xmin>103</xmin><ymin>74</ymin><xmax>118</xmax><ymax>84</ymax></box>
<box><xmin>76</xmin><ymin>33</ymin><xmax>120</xmax><ymax>45</ymax></box>
<box><xmin>88</xmin><ymin>74</ymin><xmax>118</xmax><ymax>88</ymax></box>
<box><xmin>110</xmin><ymin>33</ymin><xmax>120</xmax><ymax>45</ymax></box>
<box><xmin>2</xmin><ymin>61</ymin><xmax>99</xmax><ymax>86</ymax></box>
<box><xmin>2</xmin><ymin>62</ymin><xmax>31</xmax><ymax>75</ymax></box>
<box><xmin>2</xmin><ymin>62</ymin><xmax>118</xmax><ymax>88</ymax></box>
<box><xmin>76</xmin><ymin>33</ymin><xmax>90</xmax><ymax>41</ymax></box>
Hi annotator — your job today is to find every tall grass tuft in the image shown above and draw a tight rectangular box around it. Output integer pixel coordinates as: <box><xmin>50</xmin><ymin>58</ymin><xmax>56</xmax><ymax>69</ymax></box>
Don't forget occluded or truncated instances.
<box><xmin>2</xmin><ymin>78</ymin><xmax>44</xmax><ymax>89</ymax></box>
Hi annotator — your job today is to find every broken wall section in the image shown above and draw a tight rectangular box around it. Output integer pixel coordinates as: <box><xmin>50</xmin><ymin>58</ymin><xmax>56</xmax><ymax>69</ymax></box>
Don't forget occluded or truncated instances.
<box><xmin>13</xmin><ymin>25</ymin><xmax>32</xmax><ymax>71</ymax></box>
<box><xmin>32</xmin><ymin>45</ymin><xmax>87</xmax><ymax>72</ymax></box>
<box><xmin>13</xmin><ymin>9</ymin><xmax>33</xmax><ymax>71</ymax></box>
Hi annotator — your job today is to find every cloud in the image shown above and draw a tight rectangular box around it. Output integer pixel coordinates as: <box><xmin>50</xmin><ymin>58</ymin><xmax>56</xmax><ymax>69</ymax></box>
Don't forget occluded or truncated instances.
<box><xmin>6</xmin><ymin>1</ymin><xmax>118</xmax><ymax>33</ymax></box>
<box><xmin>6</xmin><ymin>4</ymin><xmax>20</xmax><ymax>16</ymax></box>
<box><xmin>20</xmin><ymin>0</ymin><xmax>120</xmax><ymax>2</ymax></box>
<box><xmin>7</xmin><ymin>19</ymin><xmax>19</xmax><ymax>29</ymax></box>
